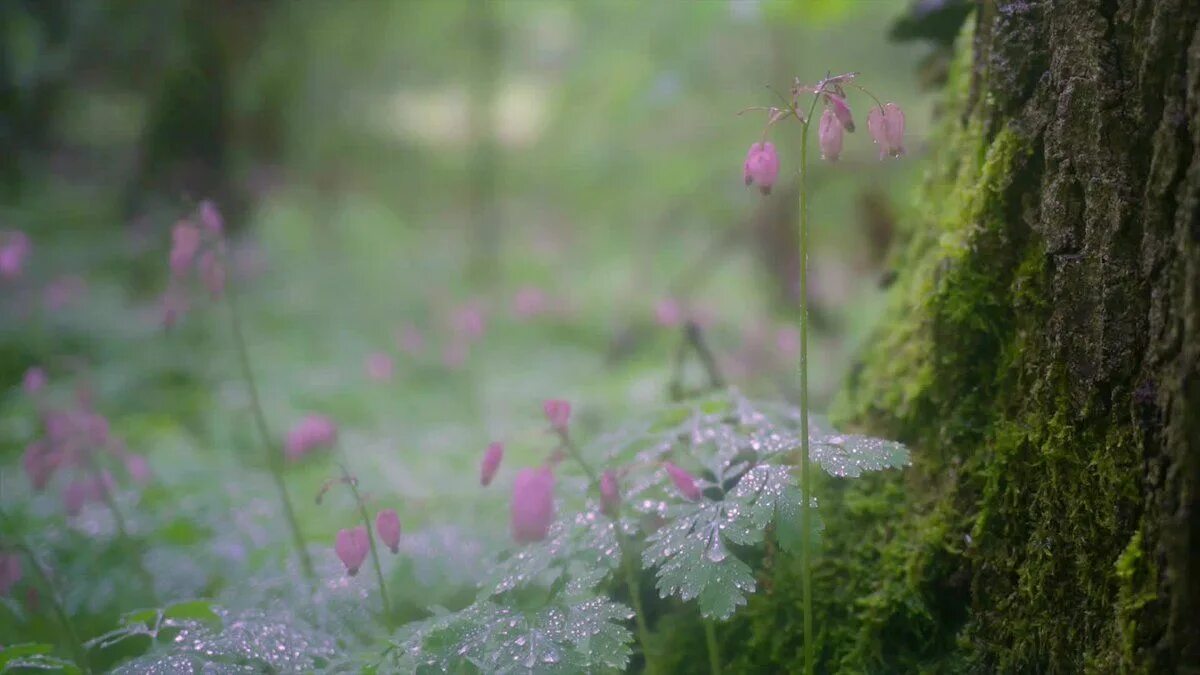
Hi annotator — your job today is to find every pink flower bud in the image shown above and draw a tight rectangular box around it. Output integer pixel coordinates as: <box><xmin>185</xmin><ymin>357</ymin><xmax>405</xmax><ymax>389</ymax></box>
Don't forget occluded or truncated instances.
<box><xmin>543</xmin><ymin>399</ymin><xmax>571</xmax><ymax>432</ymax></box>
<box><xmin>742</xmin><ymin>142</ymin><xmax>780</xmax><ymax>195</ymax></box>
<box><xmin>375</xmin><ymin>509</ymin><xmax>401</xmax><ymax>554</ymax></box>
<box><xmin>654</xmin><ymin>298</ymin><xmax>683</xmax><ymax>328</ymax></box>
<box><xmin>867</xmin><ymin>102</ymin><xmax>906</xmax><ymax>159</ymax></box>
<box><xmin>600</xmin><ymin>470</ymin><xmax>620</xmax><ymax>517</ymax></box>
<box><xmin>169</xmin><ymin>222</ymin><xmax>201</xmax><ymax>277</ymax></box>
<box><xmin>365</xmin><ymin>352</ymin><xmax>394</xmax><ymax>382</ymax></box>
<box><xmin>824</xmin><ymin>93</ymin><xmax>855</xmax><ymax>132</ymax></box>
<box><xmin>511</xmin><ymin>466</ymin><xmax>556</xmax><ymax>544</ymax></box>
<box><xmin>664</xmin><ymin>461</ymin><xmax>702</xmax><ymax>501</ymax></box>
<box><xmin>23</xmin><ymin>367</ymin><xmax>46</xmax><ymax>395</ymax></box>
<box><xmin>335</xmin><ymin>526</ymin><xmax>370</xmax><ymax>575</ymax></box>
<box><xmin>199</xmin><ymin>251</ymin><xmax>225</xmax><ymax>299</ymax></box>
<box><xmin>285</xmin><ymin>414</ymin><xmax>338</xmax><ymax>461</ymax></box>
<box><xmin>0</xmin><ymin>231</ymin><xmax>31</xmax><ymax>280</ymax></box>
<box><xmin>818</xmin><ymin>108</ymin><xmax>844</xmax><ymax>161</ymax></box>
<box><xmin>512</xmin><ymin>286</ymin><xmax>548</xmax><ymax>318</ymax></box>
<box><xmin>480</xmin><ymin>441</ymin><xmax>504</xmax><ymax>487</ymax></box>
<box><xmin>198</xmin><ymin>200</ymin><xmax>224</xmax><ymax>235</ymax></box>
<box><xmin>0</xmin><ymin>553</ymin><xmax>21</xmax><ymax>597</ymax></box>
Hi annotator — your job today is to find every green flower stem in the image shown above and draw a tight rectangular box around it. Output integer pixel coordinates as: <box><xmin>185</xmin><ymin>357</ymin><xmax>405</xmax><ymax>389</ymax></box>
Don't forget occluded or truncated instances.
<box><xmin>796</xmin><ymin>88</ymin><xmax>824</xmax><ymax>675</ymax></box>
<box><xmin>558</xmin><ymin>432</ymin><xmax>658</xmax><ymax>675</ymax></box>
<box><xmin>225</xmin><ymin>282</ymin><xmax>315</xmax><ymax>583</ymax></box>
<box><xmin>704</xmin><ymin>618</ymin><xmax>722</xmax><ymax>675</ymax></box>
<box><xmin>337</xmin><ymin>458</ymin><xmax>392</xmax><ymax>621</ymax></box>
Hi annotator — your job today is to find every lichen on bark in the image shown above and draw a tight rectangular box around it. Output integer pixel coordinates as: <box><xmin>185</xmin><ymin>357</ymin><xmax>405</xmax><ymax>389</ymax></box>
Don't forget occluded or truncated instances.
<box><xmin>716</xmin><ymin>2</ymin><xmax>1200</xmax><ymax>672</ymax></box>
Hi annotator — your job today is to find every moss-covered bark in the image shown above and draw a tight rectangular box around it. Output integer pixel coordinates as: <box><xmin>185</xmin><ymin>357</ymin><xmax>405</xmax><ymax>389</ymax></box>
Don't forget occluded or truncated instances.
<box><xmin>718</xmin><ymin>2</ymin><xmax>1199</xmax><ymax>672</ymax></box>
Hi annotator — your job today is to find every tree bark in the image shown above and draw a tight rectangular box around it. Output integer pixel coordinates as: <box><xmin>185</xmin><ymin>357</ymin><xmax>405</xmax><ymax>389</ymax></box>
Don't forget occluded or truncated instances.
<box><xmin>723</xmin><ymin>1</ymin><xmax>1199</xmax><ymax>672</ymax></box>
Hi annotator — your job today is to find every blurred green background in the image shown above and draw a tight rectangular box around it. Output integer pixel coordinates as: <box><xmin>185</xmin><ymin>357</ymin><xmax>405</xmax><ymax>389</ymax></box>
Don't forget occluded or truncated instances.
<box><xmin>0</xmin><ymin>0</ymin><xmax>937</xmax><ymax>661</ymax></box>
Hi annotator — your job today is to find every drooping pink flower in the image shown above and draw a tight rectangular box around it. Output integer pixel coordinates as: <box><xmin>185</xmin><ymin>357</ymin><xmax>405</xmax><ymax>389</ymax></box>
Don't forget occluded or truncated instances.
<box><xmin>512</xmin><ymin>286</ymin><xmax>548</xmax><ymax>319</ymax></box>
<box><xmin>664</xmin><ymin>461</ymin><xmax>702</xmax><ymax>501</ymax></box>
<box><xmin>335</xmin><ymin>526</ymin><xmax>370</xmax><ymax>575</ymax></box>
<box><xmin>198</xmin><ymin>200</ymin><xmax>224</xmax><ymax>235</ymax></box>
<box><xmin>824</xmin><ymin>93</ymin><xmax>855</xmax><ymax>132</ymax></box>
<box><xmin>23</xmin><ymin>367</ymin><xmax>47</xmax><ymax>395</ymax></box>
<box><xmin>0</xmin><ymin>553</ymin><xmax>21</xmax><ymax>597</ymax></box>
<box><xmin>543</xmin><ymin>399</ymin><xmax>571</xmax><ymax>432</ymax></box>
<box><xmin>654</xmin><ymin>298</ymin><xmax>683</xmax><ymax>328</ymax></box>
<box><xmin>600</xmin><ymin>470</ymin><xmax>620</xmax><ymax>517</ymax></box>
<box><xmin>198</xmin><ymin>250</ymin><xmax>225</xmax><ymax>299</ymax></box>
<box><xmin>0</xmin><ymin>231</ymin><xmax>31</xmax><ymax>280</ymax></box>
<box><xmin>867</xmin><ymin>103</ymin><xmax>906</xmax><ymax>159</ymax></box>
<box><xmin>743</xmin><ymin>142</ymin><xmax>780</xmax><ymax>195</ymax></box>
<box><xmin>169</xmin><ymin>222</ymin><xmax>201</xmax><ymax>277</ymax></box>
<box><xmin>480</xmin><ymin>441</ymin><xmax>504</xmax><ymax>487</ymax></box>
<box><xmin>365</xmin><ymin>352</ymin><xmax>394</xmax><ymax>382</ymax></box>
<box><xmin>818</xmin><ymin>108</ymin><xmax>844</xmax><ymax>161</ymax></box>
<box><xmin>510</xmin><ymin>466</ymin><xmax>556</xmax><ymax>544</ymax></box>
<box><xmin>396</xmin><ymin>324</ymin><xmax>425</xmax><ymax>356</ymax></box>
<box><xmin>284</xmin><ymin>414</ymin><xmax>338</xmax><ymax>461</ymax></box>
<box><xmin>375</xmin><ymin>509</ymin><xmax>401</xmax><ymax>554</ymax></box>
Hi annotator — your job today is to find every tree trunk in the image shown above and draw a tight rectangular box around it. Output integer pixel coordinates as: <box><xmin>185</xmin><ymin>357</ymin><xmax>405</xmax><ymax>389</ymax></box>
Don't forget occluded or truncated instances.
<box><xmin>723</xmin><ymin>2</ymin><xmax>1199</xmax><ymax>672</ymax></box>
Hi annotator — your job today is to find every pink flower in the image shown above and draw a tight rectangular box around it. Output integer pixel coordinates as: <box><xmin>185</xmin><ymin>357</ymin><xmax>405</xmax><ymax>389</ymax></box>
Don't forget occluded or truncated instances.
<box><xmin>124</xmin><ymin>453</ymin><xmax>152</xmax><ymax>484</ymax></box>
<box><xmin>0</xmin><ymin>553</ymin><xmax>21</xmax><ymax>597</ymax></box>
<box><xmin>198</xmin><ymin>200</ymin><xmax>224</xmax><ymax>235</ymax></box>
<box><xmin>0</xmin><ymin>231</ymin><xmax>31</xmax><ymax>280</ymax></box>
<box><xmin>335</xmin><ymin>526</ymin><xmax>370</xmax><ymax>575</ymax></box>
<box><xmin>824</xmin><ymin>93</ymin><xmax>855</xmax><ymax>132</ymax></box>
<box><xmin>664</xmin><ymin>461</ymin><xmax>702</xmax><ymax>501</ymax></box>
<box><xmin>654</xmin><ymin>298</ymin><xmax>683</xmax><ymax>328</ymax></box>
<box><xmin>511</xmin><ymin>466</ymin><xmax>556</xmax><ymax>544</ymax></box>
<box><xmin>23</xmin><ymin>367</ymin><xmax>46</xmax><ymax>395</ymax></box>
<box><xmin>396</xmin><ymin>324</ymin><xmax>425</xmax><ymax>356</ymax></box>
<box><xmin>480</xmin><ymin>441</ymin><xmax>504</xmax><ymax>487</ymax></box>
<box><xmin>375</xmin><ymin>509</ymin><xmax>401</xmax><ymax>554</ymax></box>
<box><xmin>451</xmin><ymin>303</ymin><xmax>487</xmax><ymax>341</ymax></box>
<box><xmin>170</xmin><ymin>222</ymin><xmax>201</xmax><ymax>277</ymax></box>
<box><xmin>818</xmin><ymin>108</ymin><xmax>844</xmax><ymax>161</ymax></box>
<box><xmin>365</xmin><ymin>352</ymin><xmax>394</xmax><ymax>382</ymax></box>
<box><xmin>198</xmin><ymin>251</ymin><xmax>225</xmax><ymax>299</ymax></box>
<box><xmin>543</xmin><ymin>399</ymin><xmax>571</xmax><ymax>432</ymax></box>
<box><xmin>743</xmin><ymin>142</ymin><xmax>780</xmax><ymax>195</ymax></box>
<box><xmin>600</xmin><ymin>470</ymin><xmax>620</xmax><ymax>517</ymax></box>
<box><xmin>512</xmin><ymin>286</ymin><xmax>548</xmax><ymax>318</ymax></box>
<box><xmin>285</xmin><ymin>414</ymin><xmax>338</xmax><ymax>461</ymax></box>
<box><xmin>867</xmin><ymin>103</ymin><xmax>906</xmax><ymax>159</ymax></box>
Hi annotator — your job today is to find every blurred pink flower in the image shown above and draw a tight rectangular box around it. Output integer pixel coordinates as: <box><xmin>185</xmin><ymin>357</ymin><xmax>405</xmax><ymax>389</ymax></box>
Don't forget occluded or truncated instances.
<box><xmin>365</xmin><ymin>352</ymin><xmax>394</xmax><ymax>382</ymax></box>
<box><xmin>743</xmin><ymin>142</ymin><xmax>780</xmax><ymax>195</ymax></box>
<box><xmin>335</xmin><ymin>526</ymin><xmax>370</xmax><ymax>576</ymax></box>
<box><xmin>170</xmin><ymin>222</ymin><xmax>201</xmax><ymax>277</ymax></box>
<box><xmin>198</xmin><ymin>251</ymin><xmax>225</xmax><ymax>299</ymax></box>
<box><xmin>867</xmin><ymin>102</ymin><xmax>906</xmax><ymax>159</ymax></box>
<box><xmin>480</xmin><ymin>441</ymin><xmax>504</xmax><ymax>487</ymax></box>
<box><xmin>0</xmin><ymin>553</ymin><xmax>21</xmax><ymax>597</ymax></box>
<box><xmin>543</xmin><ymin>399</ymin><xmax>571</xmax><ymax>432</ymax></box>
<box><xmin>124</xmin><ymin>453</ymin><xmax>152</xmax><ymax>484</ymax></box>
<box><xmin>22</xmin><ymin>442</ymin><xmax>56</xmax><ymax>491</ymax></box>
<box><xmin>600</xmin><ymin>470</ymin><xmax>620</xmax><ymax>517</ymax></box>
<box><xmin>285</xmin><ymin>414</ymin><xmax>338</xmax><ymax>461</ymax></box>
<box><xmin>664</xmin><ymin>461</ymin><xmax>702</xmax><ymax>501</ymax></box>
<box><xmin>512</xmin><ymin>286</ymin><xmax>548</xmax><ymax>319</ymax></box>
<box><xmin>375</xmin><ymin>509</ymin><xmax>401</xmax><ymax>554</ymax></box>
<box><xmin>654</xmin><ymin>298</ymin><xmax>683</xmax><ymax>328</ymax></box>
<box><xmin>451</xmin><ymin>302</ymin><xmax>487</xmax><ymax>341</ymax></box>
<box><xmin>510</xmin><ymin>466</ymin><xmax>556</xmax><ymax>544</ymax></box>
<box><xmin>198</xmin><ymin>200</ymin><xmax>224</xmax><ymax>235</ymax></box>
<box><xmin>0</xmin><ymin>231</ymin><xmax>31</xmax><ymax>281</ymax></box>
<box><xmin>23</xmin><ymin>367</ymin><xmax>46</xmax><ymax>395</ymax></box>
<box><xmin>818</xmin><ymin>108</ymin><xmax>844</xmax><ymax>161</ymax></box>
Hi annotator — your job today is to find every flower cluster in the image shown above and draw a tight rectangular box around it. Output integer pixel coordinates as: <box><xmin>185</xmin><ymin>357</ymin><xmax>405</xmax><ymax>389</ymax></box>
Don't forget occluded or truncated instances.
<box><xmin>162</xmin><ymin>200</ymin><xmax>227</xmax><ymax>327</ymax></box>
<box><xmin>741</xmin><ymin>72</ymin><xmax>906</xmax><ymax>192</ymax></box>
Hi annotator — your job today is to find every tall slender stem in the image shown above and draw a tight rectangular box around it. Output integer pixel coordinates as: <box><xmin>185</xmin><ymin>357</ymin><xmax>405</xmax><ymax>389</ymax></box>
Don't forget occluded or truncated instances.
<box><xmin>703</xmin><ymin>619</ymin><xmax>722</xmax><ymax>675</ymax></box>
<box><xmin>225</xmin><ymin>284</ymin><xmax>315</xmax><ymax>582</ymax></box>
<box><xmin>337</xmin><ymin>459</ymin><xmax>392</xmax><ymax>620</ymax></box>
<box><xmin>796</xmin><ymin>90</ymin><xmax>822</xmax><ymax>675</ymax></box>
<box><xmin>558</xmin><ymin>433</ymin><xmax>657</xmax><ymax>674</ymax></box>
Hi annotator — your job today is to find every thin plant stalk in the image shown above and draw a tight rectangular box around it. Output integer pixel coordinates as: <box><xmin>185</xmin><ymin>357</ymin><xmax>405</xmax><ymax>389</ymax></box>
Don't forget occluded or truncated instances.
<box><xmin>225</xmin><ymin>283</ymin><xmax>315</xmax><ymax>582</ymax></box>
<box><xmin>557</xmin><ymin>433</ymin><xmax>658</xmax><ymax>675</ymax></box>
<box><xmin>703</xmin><ymin>619</ymin><xmax>722</xmax><ymax>675</ymax></box>
<box><xmin>337</xmin><ymin>459</ymin><xmax>392</xmax><ymax>619</ymax></box>
<box><xmin>795</xmin><ymin>89</ymin><xmax>824</xmax><ymax>675</ymax></box>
